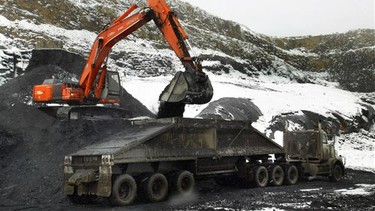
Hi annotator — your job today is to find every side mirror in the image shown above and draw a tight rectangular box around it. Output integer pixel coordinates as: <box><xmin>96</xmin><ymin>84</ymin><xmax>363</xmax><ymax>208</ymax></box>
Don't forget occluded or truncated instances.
<box><xmin>330</xmin><ymin>136</ymin><xmax>337</xmax><ymax>145</ymax></box>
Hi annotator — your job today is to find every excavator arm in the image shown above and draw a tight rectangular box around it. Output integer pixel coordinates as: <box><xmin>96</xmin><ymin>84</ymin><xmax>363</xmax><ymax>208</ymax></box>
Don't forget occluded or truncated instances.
<box><xmin>33</xmin><ymin>0</ymin><xmax>213</xmax><ymax>113</ymax></box>
<box><xmin>149</xmin><ymin>0</ymin><xmax>194</xmax><ymax>69</ymax></box>
<box><xmin>149</xmin><ymin>0</ymin><xmax>212</xmax><ymax>105</ymax></box>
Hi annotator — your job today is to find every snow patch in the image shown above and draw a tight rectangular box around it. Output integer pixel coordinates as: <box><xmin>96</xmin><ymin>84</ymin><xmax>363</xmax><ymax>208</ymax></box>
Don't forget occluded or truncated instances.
<box><xmin>335</xmin><ymin>184</ymin><xmax>375</xmax><ymax>196</ymax></box>
<box><xmin>280</xmin><ymin>202</ymin><xmax>312</xmax><ymax>209</ymax></box>
<box><xmin>336</xmin><ymin>130</ymin><xmax>375</xmax><ymax>173</ymax></box>
<box><xmin>300</xmin><ymin>188</ymin><xmax>323</xmax><ymax>192</ymax></box>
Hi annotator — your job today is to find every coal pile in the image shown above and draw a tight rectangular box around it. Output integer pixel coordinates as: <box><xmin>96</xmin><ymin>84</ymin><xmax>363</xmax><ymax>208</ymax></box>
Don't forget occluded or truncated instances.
<box><xmin>157</xmin><ymin>102</ymin><xmax>185</xmax><ymax>118</ymax></box>
<box><xmin>0</xmin><ymin>49</ymin><xmax>154</xmax><ymax>207</ymax></box>
<box><xmin>197</xmin><ymin>97</ymin><xmax>262</xmax><ymax>122</ymax></box>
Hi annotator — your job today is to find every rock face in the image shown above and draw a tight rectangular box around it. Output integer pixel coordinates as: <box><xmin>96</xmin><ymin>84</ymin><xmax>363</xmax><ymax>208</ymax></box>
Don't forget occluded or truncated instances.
<box><xmin>25</xmin><ymin>49</ymin><xmax>85</xmax><ymax>75</ymax></box>
<box><xmin>1</xmin><ymin>1</ymin><xmax>374</xmax><ymax>91</ymax></box>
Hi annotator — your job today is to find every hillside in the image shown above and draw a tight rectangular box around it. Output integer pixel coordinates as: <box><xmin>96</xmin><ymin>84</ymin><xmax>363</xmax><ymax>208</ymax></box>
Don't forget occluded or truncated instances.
<box><xmin>0</xmin><ymin>0</ymin><xmax>374</xmax><ymax>92</ymax></box>
<box><xmin>270</xmin><ymin>29</ymin><xmax>375</xmax><ymax>92</ymax></box>
<box><xmin>0</xmin><ymin>0</ymin><xmax>374</xmax><ymax>209</ymax></box>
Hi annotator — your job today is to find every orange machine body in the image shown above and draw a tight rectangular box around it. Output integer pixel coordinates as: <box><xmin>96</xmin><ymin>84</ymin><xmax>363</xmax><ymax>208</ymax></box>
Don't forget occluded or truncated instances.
<box><xmin>33</xmin><ymin>83</ymin><xmax>84</xmax><ymax>103</ymax></box>
<box><xmin>33</xmin><ymin>0</ymin><xmax>211</xmax><ymax>105</ymax></box>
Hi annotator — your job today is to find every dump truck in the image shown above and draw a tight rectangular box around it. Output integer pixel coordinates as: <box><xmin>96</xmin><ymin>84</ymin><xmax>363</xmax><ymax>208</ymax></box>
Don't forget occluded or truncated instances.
<box><xmin>63</xmin><ymin>118</ymin><xmax>345</xmax><ymax>206</ymax></box>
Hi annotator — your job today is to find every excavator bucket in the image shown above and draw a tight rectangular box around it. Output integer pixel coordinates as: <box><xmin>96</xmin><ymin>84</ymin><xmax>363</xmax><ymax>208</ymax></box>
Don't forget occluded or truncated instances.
<box><xmin>159</xmin><ymin>71</ymin><xmax>213</xmax><ymax>104</ymax></box>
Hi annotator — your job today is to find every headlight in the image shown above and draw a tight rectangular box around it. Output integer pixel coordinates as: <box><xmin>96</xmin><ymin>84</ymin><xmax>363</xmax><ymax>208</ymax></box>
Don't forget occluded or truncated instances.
<box><xmin>64</xmin><ymin>156</ymin><xmax>72</xmax><ymax>165</ymax></box>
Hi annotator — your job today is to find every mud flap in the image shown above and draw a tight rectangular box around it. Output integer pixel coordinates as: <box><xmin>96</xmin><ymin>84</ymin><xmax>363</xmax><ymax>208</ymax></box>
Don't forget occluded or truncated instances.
<box><xmin>159</xmin><ymin>71</ymin><xmax>213</xmax><ymax>104</ymax></box>
<box><xmin>97</xmin><ymin>165</ymin><xmax>112</xmax><ymax>197</ymax></box>
<box><xmin>64</xmin><ymin>165</ymin><xmax>75</xmax><ymax>195</ymax></box>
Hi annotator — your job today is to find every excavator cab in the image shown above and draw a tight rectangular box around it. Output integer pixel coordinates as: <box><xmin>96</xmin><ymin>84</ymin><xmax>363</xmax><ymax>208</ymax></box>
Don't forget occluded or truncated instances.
<box><xmin>99</xmin><ymin>71</ymin><xmax>122</xmax><ymax>103</ymax></box>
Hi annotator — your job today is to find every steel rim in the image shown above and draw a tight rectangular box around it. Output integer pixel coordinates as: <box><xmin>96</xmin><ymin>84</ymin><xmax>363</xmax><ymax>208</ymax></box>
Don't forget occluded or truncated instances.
<box><xmin>119</xmin><ymin>182</ymin><xmax>131</xmax><ymax>200</ymax></box>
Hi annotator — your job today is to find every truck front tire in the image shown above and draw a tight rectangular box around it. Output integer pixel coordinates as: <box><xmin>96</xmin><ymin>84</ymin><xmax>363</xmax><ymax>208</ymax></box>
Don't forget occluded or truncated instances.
<box><xmin>109</xmin><ymin>174</ymin><xmax>137</xmax><ymax>206</ymax></box>
<box><xmin>329</xmin><ymin>164</ymin><xmax>344</xmax><ymax>182</ymax></box>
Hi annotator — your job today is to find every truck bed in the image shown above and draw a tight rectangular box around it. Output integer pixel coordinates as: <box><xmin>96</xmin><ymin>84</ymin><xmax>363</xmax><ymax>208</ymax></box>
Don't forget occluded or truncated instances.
<box><xmin>71</xmin><ymin>118</ymin><xmax>283</xmax><ymax>163</ymax></box>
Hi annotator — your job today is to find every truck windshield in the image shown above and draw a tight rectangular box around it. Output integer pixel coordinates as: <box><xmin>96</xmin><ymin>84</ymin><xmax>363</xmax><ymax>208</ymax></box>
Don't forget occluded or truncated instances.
<box><xmin>321</xmin><ymin>132</ymin><xmax>328</xmax><ymax>144</ymax></box>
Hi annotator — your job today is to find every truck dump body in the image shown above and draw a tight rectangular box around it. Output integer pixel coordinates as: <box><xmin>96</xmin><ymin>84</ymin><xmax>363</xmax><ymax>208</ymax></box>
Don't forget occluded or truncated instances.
<box><xmin>71</xmin><ymin>118</ymin><xmax>284</xmax><ymax>163</ymax></box>
<box><xmin>65</xmin><ymin>118</ymin><xmax>288</xmax><ymax>204</ymax></box>
<box><xmin>65</xmin><ymin>119</ymin><xmax>345</xmax><ymax>206</ymax></box>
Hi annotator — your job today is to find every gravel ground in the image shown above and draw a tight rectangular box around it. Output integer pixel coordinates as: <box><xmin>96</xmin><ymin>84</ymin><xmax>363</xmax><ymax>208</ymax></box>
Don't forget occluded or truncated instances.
<box><xmin>1</xmin><ymin>169</ymin><xmax>374</xmax><ymax>210</ymax></box>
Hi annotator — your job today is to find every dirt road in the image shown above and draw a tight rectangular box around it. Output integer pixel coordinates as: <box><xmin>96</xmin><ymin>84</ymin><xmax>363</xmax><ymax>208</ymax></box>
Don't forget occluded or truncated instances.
<box><xmin>2</xmin><ymin>169</ymin><xmax>373</xmax><ymax>211</ymax></box>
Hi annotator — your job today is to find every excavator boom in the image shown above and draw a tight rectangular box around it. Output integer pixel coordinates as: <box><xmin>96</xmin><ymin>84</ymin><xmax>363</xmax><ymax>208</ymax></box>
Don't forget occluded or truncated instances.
<box><xmin>79</xmin><ymin>5</ymin><xmax>153</xmax><ymax>99</ymax></box>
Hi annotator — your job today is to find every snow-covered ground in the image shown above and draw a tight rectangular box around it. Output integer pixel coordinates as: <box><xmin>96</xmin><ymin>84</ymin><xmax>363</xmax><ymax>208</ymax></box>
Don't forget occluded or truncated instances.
<box><xmin>335</xmin><ymin>184</ymin><xmax>375</xmax><ymax>196</ymax></box>
<box><xmin>337</xmin><ymin>129</ymin><xmax>375</xmax><ymax>173</ymax></box>
<box><xmin>122</xmin><ymin>72</ymin><xmax>375</xmax><ymax>173</ymax></box>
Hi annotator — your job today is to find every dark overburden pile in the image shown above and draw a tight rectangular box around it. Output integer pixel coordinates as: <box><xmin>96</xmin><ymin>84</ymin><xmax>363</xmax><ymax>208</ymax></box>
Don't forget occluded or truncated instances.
<box><xmin>0</xmin><ymin>49</ymin><xmax>154</xmax><ymax>207</ymax></box>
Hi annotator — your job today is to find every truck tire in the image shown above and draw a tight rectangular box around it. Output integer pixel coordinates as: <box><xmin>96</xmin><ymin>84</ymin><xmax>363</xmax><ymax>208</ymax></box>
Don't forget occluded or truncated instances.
<box><xmin>254</xmin><ymin>165</ymin><xmax>269</xmax><ymax>188</ymax></box>
<box><xmin>143</xmin><ymin>173</ymin><xmax>169</xmax><ymax>202</ymax></box>
<box><xmin>285</xmin><ymin>165</ymin><xmax>298</xmax><ymax>185</ymax></box>
<box><xmin>172</xmin><ymin>170</ymin><xmax>195</xmax><ymax>195</ymax></box>
<box><xmin>329</xmin><ymin>164</ymin><xmax>344</xmax><ymax>182</ymax></box>
<box><xmin>109</xmin><ymin>174</ymin><xmax>137</xmax><ymax>206</ymax></box>
<box><xmin>270</xmin><ymin>165</ymin><xmax>284</xmax><ymax>186</ymax></box>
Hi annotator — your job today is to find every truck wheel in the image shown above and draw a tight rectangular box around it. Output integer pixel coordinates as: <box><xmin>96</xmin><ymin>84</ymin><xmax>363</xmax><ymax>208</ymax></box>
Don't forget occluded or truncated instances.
<box><xmin>172</xmin><ymin>170</ymin><xmax>195</xmax><ymax>195</ymax></box>
<box><xmin>254</xmin><ymin>165</ymin><xmax>269</xmax><ymax>188</ymax></box>
<box><xmin>109</xmin><ymin>174</ymin><xmax>137</xmax><ymax>206</ymax></box>
<box><xmin>270</xmin><ymin>165</ymin><xmax>284</xmax><ymax>186</ymax></box>
<box><xmin>143</xmin><ymin>173</ymin><xmax>168</xmax><ymax>202</ymax></box>
<box><xmin>285</xmin><ymin>165</ymin><xmax>298</xmax><ymax>185</ymax></box>
<box><xmin>329</xmin><ymin>164</ymin><xmax>344</xmax><ymax>182</ymax></box>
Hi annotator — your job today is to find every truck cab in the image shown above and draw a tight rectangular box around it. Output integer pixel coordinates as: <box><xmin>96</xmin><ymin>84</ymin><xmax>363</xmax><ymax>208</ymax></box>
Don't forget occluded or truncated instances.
<box><xmin>284</xmin><ymin>127</ymin><xmax>345</xmax><ymax>181</ymax></box>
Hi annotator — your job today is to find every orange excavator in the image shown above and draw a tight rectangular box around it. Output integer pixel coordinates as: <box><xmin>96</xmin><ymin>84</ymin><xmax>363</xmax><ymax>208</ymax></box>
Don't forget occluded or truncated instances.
<box><xmin>33</xmin><ymin>0</ymin><xmax>213</xmax><ymax>119</ymax></box>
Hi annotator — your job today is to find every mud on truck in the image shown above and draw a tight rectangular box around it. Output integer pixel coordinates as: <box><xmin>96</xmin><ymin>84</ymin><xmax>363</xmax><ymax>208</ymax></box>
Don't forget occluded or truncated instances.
<box><xmin>63</xmin><ymin>118</ymin><xmax>345</xmax><ymax>206</ymax></box>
